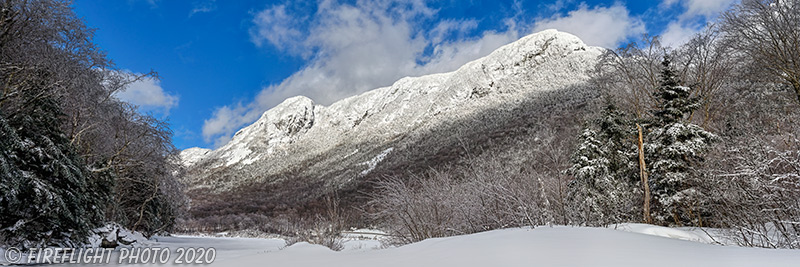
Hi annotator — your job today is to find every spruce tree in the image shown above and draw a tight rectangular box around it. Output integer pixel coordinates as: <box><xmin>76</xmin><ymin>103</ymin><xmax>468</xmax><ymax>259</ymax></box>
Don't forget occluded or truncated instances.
<box><xmin>597</xmin><ymin>104</ymin><xmax>637</xmax><ymax>183</ymax></box>
<box><xmin>646</xmin><ymin>58</ymin><xmax>718</xmax><ymax>226</ymax></box>
<box><xmin>568</xmin><ymin>127</ymin><xmax>610</xmax><ymax>224</ymax></box>
<box><xmin>568</xmin><ymin>104</ymin><xmax>637</xmax><ymax>225</ymax></box>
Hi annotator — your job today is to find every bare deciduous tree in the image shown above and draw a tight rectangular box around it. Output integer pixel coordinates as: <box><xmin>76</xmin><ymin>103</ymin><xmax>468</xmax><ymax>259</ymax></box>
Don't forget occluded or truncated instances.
<box><xmin>597</xmin><ymin>35</ymin><xmax>666</xmax><ymax>119</ymax></box>
<box><xmin>721</xmin><ymin>0</ymin><xmax>800</xmax><ymax>104</ymax></box>
<box><xmin>674</xmin><ymin>27</ymin><xmax>737</xmax><ymax>128</ymax></box>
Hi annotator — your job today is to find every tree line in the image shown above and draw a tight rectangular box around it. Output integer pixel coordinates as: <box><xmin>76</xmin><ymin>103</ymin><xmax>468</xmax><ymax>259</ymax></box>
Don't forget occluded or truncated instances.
<box><xmin>0</xmin><ymin>0</ymin><xmax>185</xmax><ymax>248</ymax></box>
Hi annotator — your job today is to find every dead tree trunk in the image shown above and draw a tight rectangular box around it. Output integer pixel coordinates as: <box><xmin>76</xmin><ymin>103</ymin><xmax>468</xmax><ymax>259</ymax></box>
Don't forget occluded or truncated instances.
<box><xmin>637</xmin><ymin>123</ymin><xmax>653</xmax><ymax>224</ymax></box>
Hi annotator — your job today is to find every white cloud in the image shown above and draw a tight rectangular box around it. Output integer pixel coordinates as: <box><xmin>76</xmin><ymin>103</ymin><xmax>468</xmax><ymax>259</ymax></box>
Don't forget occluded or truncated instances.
<box><xmin>428</xmin><ymin>19</ymin><xmax>479</xmax><ymax>44</ymax></box>
<box><xmin>249</xmin><ymin>5</ymin><xmax>304</xmax><ymax>53</ymax></box>
<box><xmin>662</xmin><ymin>0</ymin><xmax>681</xmax><ymax>6</ymax></box>
<box><xmin>660</xmin><ymin>21</ymin><xmax>697</xmax><ymax>48</ymax></box>
<box><xmin>202</xmin><ymin>0</ymin><xmax>642</xmax><ymax>147</ymax></box>
<box><xmin>115</xmin><ymin>77</ymin><xmax>179</xmax><ymax>115</ymax></box>
<box><xmin>190</xmin><ymin>0</ymin><xmax>217</xmax><ymax>17</ymax></box>
<box><xmin>670</xmin><ymin>0</ymin><xmax>737</xmax><ymax>18</ymax></box>
<box><xmin>656</xmin><ymin>0</ymin><xmax>736</xmax><ymax>47</ymax></box>
<box><xmin>532</xmin><ymin>3</ymin><xmax>646</xmax><ymax>48</ymax></box>
<box><xmin>202</xmin><ymin>105</ymin><xmax>252</xmax><ymax>148</ymax></box>
<box><xmin>544</xmin><ymin>0</ymin><xmax>576</xmax><ymax>12</ymax></box>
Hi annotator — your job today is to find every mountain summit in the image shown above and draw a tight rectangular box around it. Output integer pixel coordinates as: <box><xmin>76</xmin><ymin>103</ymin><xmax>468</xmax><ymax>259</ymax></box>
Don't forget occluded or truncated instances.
<box><xmin>180</xmin><ymin>29</ymin><xmax>604</xmax><ymax>224</ymax></box>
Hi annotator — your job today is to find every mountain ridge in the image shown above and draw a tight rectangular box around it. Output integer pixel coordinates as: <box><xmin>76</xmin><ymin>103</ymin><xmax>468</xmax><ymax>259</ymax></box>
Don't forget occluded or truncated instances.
<box><xmin>181</xmin><ymin>29</ymin><xmax>603</xmax><ymax>179</ymax></box>
<box><xmin>179</xmin><ymin>29</ymin><xmax>605</xmax><ymax>226</ymax></box>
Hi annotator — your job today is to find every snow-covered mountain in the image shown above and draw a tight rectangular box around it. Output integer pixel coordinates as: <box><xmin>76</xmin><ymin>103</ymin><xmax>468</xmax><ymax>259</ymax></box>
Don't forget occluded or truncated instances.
<box><xmin>181</xmin><ymin>29</ymin><xmax>604</xmax><ymax>219</ymax></box>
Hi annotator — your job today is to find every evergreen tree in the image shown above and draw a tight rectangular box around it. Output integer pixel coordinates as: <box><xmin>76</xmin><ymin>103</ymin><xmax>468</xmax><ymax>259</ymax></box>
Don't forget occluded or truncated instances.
<box><xmin>567</xmin><ymin>104</ymin><xmax>638</xmax><ymax>225</ymax></box>
<box><xmin>0</xmin><ymin>87</ymin><xmax>107</xmax><ymax>248</ymax></box>
<box><xmin>568</xmin><ymin>127</ymin><xmax>611</xmax><ymax>224</ymax></box>
<box><xmin>646</xmin><ymin>58</ymin><xmax>718</xmax><ymax>226</ymax></box>
<box><xmin>597</xmin><ymin>104</ymin><xmax>637</xmax><ymax>183</ymax></box>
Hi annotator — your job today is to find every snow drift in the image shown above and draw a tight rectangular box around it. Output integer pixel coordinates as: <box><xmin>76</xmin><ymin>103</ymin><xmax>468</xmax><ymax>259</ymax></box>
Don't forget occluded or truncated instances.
<box><xmin>27</xmin><ymin>225</ymin><xmax>796</xmax><ymax>267</ymax></box>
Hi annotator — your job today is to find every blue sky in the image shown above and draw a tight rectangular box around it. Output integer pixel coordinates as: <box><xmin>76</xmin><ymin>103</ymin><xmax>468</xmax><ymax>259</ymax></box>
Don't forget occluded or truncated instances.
<box><xmin>73</xmin><ymin>0</ymin><xmax>736</xmax><ymax>149</ymax></box>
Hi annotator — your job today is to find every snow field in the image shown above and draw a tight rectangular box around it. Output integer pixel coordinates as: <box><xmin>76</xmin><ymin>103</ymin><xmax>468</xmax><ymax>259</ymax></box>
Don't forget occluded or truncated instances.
<box><xmin>227</xmin><ymin>226</ymin><xmax>800</xmax><ymax>267</ymax></box>
<box><xmin>23</xmin><ymin>225</ymin><xmax>797</xmax><ymax>267</ymax></box>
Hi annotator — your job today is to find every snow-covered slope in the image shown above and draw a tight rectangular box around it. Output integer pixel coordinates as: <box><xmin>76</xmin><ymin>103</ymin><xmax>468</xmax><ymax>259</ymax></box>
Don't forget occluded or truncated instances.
<box><xmin>182</xmin><ymin>29</ymin><xmax>603</xmax><ymax>193</ymax></box>
<box><xmin>30</xmin><ymin>226</ymin><xmax>800</xmax><ymax>266</ymax></box>
<box><xmin>180</xmin><ymin>147</ymin><xmax>211</xmax><ymax>166</ymax></box>
<box><xmin>242</xmin><ymin>226</ymin><xmax>800</xmax><ymax>267</ymax></box>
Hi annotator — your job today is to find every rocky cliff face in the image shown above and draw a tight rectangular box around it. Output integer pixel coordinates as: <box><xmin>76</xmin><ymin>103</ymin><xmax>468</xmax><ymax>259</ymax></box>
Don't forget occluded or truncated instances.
<box><xmin>180</xmin><ymin>30</ymin><xmax>605</xmax><ymax>223</ymax></box>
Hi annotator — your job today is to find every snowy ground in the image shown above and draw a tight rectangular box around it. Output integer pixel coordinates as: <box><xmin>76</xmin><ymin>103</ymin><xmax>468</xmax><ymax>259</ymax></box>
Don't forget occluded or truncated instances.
<box><xmin>6</xmin><ymin>225</ymin><xmax>798</xmax><ymax>266</ymax></box>
<box><xmin>228</xmin><ymin>226</ymin><xmax>800</xmax><ymax>267</ymax></box>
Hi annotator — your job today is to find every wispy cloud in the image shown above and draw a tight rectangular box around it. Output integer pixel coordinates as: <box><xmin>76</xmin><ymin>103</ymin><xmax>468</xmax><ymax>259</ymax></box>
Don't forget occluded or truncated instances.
<box><xmin>669</xmin><ymin>0</ymin><xmax>737</xmax><ymax>18</ymax></box>
<box><xmin>543</xmin><ymin>0</ymin><xmax>577</xmax><ymax>12</ymax></box>
<box><xmin>189</xmin><ymin>0</ymin><xmax>217</xmax><ymax>17</ymax></box>
<box><xmin>201</xmin><ymin>0</ymin><xmax>643</xmax><ymax>147</ymax></box>
<box><xmin>129</xmin><ymin>0</ymin><xmax>160</xmax><ymax>9</ymax></box>
<box><xmin>658</xmin><ymin>0</ymin><xmax>736</xmax><ymax>47</ymax></box>
<box><xmin>249</xmin><ymin>5</ymin><xmax>304</xmax><ymax>53</ymax></box>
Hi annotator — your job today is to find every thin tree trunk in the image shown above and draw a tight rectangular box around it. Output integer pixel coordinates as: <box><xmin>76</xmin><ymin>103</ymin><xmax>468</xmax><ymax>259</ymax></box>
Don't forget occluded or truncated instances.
<box><xmin>637</xmin><ymin>123</ymin><xmax>653</xmax><ymax>224</ymax></box>
<box><xmin>793</xmin><ymin>82</ymin><xmax>800</xmax><ymax>106</ymax></box>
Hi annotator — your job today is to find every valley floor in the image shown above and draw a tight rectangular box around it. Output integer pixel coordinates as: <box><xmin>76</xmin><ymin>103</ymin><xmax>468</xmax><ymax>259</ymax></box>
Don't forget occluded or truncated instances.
<box><xmin>41</xmin><ymin>225</ymin><xmax>800</xmax><ymax>267</ymax></box>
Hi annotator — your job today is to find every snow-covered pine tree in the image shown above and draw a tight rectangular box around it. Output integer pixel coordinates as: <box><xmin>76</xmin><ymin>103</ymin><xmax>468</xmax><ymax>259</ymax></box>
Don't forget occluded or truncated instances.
<box><xmin>567</xmin><ymin>104</ymin><xmax>637</xmax><ymax>225</ymax></box>
<box><xmin>0</xmin><ymin>88</ymin><xmax>107</xmax><ymax>248</ymax></box>
<box><xmin>646</xmin><ymin>58</ymin><xmax>718</xmax><ymax>226</ymax></box>
<box><xmin>597</xmin><ymin>104</ymin><xmax>638</xmax><ymax>185</ymax></box>
<box><xmin>567</xmin><ymin>127</ymin><xmax>609</xmax><ymax>223</ymax></box>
